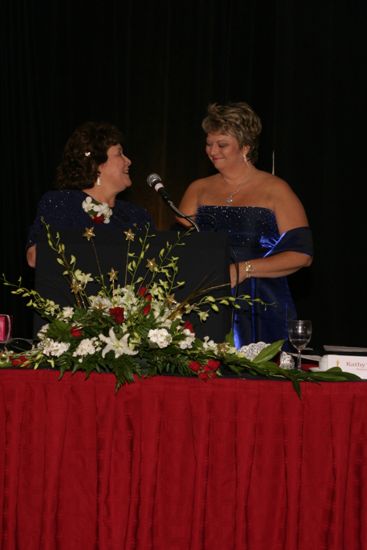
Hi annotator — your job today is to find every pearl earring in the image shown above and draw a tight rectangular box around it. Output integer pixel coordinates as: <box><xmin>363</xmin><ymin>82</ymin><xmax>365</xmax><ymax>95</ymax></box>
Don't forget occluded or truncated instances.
<box><xmin>96</xmin><ymin>176</ymin><xmax>101</xmax><ymax>186</ymax></box>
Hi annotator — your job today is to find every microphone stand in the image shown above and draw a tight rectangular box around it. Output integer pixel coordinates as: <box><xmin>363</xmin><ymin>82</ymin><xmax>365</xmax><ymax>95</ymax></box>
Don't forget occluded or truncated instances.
<box><xmin>166</xmin><ymin>201</ymin><xmax>200</xmax><ymax>232</ymax></box>
<box><xmin>147</xmin><ymin>174</ymin><xmax>200</xmax><ymax>231</ymax></box>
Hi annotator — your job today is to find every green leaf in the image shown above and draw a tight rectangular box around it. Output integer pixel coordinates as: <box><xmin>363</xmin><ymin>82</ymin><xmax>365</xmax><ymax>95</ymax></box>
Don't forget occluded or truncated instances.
<box><xmin>253</xmin><ymin>340</ymin><xmax>284</xmax><ymax>363</ymax></box>
<box><xmin>225</xmin><ymin>330</ymin><xmax>235</xmax><ymax>346</ymax></box>
<box><xmin>292</xmin><ymin>379</ymin><xmax>302</xmax><ymax>398</ymax></box>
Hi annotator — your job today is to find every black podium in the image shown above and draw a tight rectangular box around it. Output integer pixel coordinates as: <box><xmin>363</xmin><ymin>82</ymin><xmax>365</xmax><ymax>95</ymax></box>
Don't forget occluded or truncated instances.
<box><xmin>34</xmin><ymin>228</ymin><xmax>231</xmax><ymax>342</ymax></box>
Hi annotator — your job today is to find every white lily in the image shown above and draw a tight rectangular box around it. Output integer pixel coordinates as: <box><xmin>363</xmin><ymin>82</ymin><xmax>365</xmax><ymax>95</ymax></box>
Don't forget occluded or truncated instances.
<box><xmin>99</xmin><ymin>328</ymin><xmax>138</xmax><ymax>358</ymax></box>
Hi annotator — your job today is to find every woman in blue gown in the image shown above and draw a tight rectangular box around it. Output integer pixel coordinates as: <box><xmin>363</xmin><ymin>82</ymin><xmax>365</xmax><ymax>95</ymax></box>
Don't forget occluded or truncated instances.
<box><xmin>27</xmin><ymin>121</ymin><xmax>153</xmax><ymax>267</ymax></box>
<box><xmin>177</xmin><ymin>102</ymin><xmax>313</xmax><ymax>348</ymax></box>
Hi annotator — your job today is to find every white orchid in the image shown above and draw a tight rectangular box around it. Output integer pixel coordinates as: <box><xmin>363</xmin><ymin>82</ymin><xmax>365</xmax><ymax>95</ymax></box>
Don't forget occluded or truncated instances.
<box><xmin>82</xmin><ymin>196</ymin><xmax>112</xmax><ymax>223</ymax></box>
<box><xmin>59</xmin><ymin>306</ymin><xmax>74</xmax><ymax>320</ymax></box>
<box><xmin>202</xmin><ymin>336</ymin><xmax>218</xmax><ymax>352</ymax></box>
<box><xmin>41</xmin><ymin>338</ymin><xmax>70</xmax><ymax>357</ymax></box>
<box><xmin>74</xmin><ymin>269</ymin><xmax>94</xmax><ymax>286</ymax></box>
<box><xmin>178</xmin><ymin>328</ymin><xmax>195</xmax><ymax>350</ymax></box>
<box><xmin>37</xmin><ymin>323</ymin><xmax>49</xmax><ymax>340</ymax></box>
<box><xmin>89</xmin><ymin>295</ymin><xmax>113</xmax><ymax>311</ymax></box>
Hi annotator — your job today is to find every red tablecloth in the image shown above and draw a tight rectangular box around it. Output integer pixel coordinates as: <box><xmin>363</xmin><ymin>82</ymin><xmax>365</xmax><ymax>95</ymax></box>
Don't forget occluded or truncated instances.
<box><xmin>0</xmin><ymin>369</ymin><xmax>366</xmax><ymax>550</ymax></box>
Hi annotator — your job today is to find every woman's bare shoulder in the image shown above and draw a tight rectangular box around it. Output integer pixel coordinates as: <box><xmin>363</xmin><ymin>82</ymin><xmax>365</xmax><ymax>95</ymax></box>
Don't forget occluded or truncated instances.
<box><xmin>256</xmin><ymin>171</ymin><xmax>295</xmax><ymax>197</ymax></box>
<box><xmin>188</xmin><ymin>174</ymin><xmax>219</xmax><ymax>189</ymax></box>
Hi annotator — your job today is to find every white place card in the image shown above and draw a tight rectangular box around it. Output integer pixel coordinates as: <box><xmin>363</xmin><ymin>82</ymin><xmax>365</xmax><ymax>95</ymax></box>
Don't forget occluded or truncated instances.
<box><xmin>319</xmin><ymin>354</ymin><xmax>367</xmax><ymax>379</ymax></box>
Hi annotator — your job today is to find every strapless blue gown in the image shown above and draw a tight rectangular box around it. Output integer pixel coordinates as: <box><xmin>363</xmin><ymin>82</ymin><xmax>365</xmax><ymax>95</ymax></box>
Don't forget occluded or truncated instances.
<box><xmin>195</xmin><ymin>206</ymin><xmax>313</xmax><ymax>348</ymax></box>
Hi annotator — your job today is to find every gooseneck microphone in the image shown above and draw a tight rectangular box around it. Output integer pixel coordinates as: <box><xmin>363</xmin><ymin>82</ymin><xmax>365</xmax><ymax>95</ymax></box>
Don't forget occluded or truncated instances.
<box><xmin>146</xmin><ymin>173</ymin><xmax>199</xmax><ymax>232</ymax></box>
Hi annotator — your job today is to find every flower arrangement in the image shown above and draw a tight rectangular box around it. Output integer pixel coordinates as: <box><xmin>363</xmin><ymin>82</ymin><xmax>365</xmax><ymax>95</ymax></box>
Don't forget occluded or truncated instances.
<box><xmin>0</xmin><ymin>223</ymin><xmax>359</xmax><ymax>395</ymax></box>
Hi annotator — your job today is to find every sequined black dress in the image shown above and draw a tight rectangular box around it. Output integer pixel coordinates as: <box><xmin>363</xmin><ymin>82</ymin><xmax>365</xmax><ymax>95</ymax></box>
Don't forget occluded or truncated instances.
<box><xmin>27</xmin><ymin>190</ymin><xmax>154</xmax><ymax>247</ymax></box>
<box><xmin>195</xmin><ymin>206</ymin><xmax>313</xmax><ymax>348</ymax></box>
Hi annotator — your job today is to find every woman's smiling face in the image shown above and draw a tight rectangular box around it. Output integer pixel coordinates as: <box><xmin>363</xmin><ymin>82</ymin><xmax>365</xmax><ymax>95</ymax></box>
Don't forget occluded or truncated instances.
<box><xmin>205</xmin><ymin>132</ymin><xmax>248</xmax><ymax>170</ymax></box>
<box><xmin>98</xmin><ymin>144</ymin><xmax>132</xmax><ymax>192</ymax></box>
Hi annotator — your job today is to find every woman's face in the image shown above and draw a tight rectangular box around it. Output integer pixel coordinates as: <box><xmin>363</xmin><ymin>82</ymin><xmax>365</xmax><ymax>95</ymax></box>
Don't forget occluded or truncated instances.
<box><xmin>98</xmin><ymin>144</ymin><xmax>132</xmax><ymax>192</ymax></box>
<box><xmin>205</xmin><ymin>132</ymin><xmax>248</xmax><ymax>171</ymax></box>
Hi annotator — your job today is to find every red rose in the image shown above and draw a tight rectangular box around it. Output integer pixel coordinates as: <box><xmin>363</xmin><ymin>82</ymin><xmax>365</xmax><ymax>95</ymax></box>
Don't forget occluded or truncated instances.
<box><xmin>205</xmin><ymin>359</ymin><xmax>221</xmax><ymax>372</ymax></box>
<box><xmin>143</xmin><ymin>304</ymin><xmax>151</xmax><ymax>315</ymax></box>
<box><xmin>188</xmin><ymin>361</ymin><xmax>201</xmax><ymax>373</ymax></box>
<box><xmin>138</xmin><ymin>287</ymin><xmax>152</xmax><ymax>302</ymax></box>
<box><xmin>92</xmin><ymin>215</ymin><xmax>105</xmax><ymax>224</ymax></box>
<box><xmin>188</xmin><ymin>359</ymin><xmax>221</xmax><ymax>381</ymax></box>
<box><xmin>184</xmin><ymin>320</ymin><xmax>194</xmax><ymax>333</ymax></box>
<box><xmin>11</xmin><ymin>355</ymin><xmax>29</xmax><ymax>367</ymax></box>
<box><xmin>109</xmin><ymin>307</ymin><xmax>125</xmax><ymax>324</ymax></box>
<box><xmin>70</xmin><ymin>326</ymin><xmax>83</xmax><ymax>338</ymax></box>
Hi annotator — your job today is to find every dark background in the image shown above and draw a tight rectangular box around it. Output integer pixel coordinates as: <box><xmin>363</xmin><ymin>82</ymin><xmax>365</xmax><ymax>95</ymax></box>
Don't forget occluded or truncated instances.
<box><xmin>1</xmin><ymin>1</ymin><xmax>366</xmax><ymax>347</ymax></box>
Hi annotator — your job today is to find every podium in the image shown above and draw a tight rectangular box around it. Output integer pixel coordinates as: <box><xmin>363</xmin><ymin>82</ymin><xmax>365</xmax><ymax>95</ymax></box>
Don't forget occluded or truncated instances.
<box><xmin>35</xmin><ymin>228</ymin><xmax>231</xmax><ymax>342</ymax></box>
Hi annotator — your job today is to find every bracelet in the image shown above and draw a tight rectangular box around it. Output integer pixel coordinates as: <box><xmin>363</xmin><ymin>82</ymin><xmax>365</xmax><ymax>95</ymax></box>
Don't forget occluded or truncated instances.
<box><xmin>242</xmin><ymin>261</ymin><xmax>254</xmax><ymax>279</ymax></box>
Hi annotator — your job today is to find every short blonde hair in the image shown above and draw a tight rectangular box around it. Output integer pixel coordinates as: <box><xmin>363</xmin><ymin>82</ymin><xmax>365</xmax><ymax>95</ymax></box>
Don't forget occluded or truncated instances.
<box><xmin>202</xmin><ymin>102</ymin><xmax>262</xmax><ymax>163</ymax></box>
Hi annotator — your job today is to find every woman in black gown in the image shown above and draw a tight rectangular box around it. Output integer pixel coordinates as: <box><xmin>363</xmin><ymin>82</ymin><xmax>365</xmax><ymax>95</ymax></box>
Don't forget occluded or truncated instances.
<box><xmin>26</xmin><ymin>121</ymin><xmax>153</xmax><ymax>267</ymax></box>
<box><xmin>177</xmin><ymin>102</ymin><xmax>313</xmax><ymax>348</ymax></box>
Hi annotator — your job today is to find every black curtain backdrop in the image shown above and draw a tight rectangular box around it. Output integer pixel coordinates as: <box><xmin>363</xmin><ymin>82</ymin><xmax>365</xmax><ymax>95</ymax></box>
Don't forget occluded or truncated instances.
<box><xmin>1</xmin><ymin>0</ymin><xmax>366</xmax><ymax>347</ymax></box>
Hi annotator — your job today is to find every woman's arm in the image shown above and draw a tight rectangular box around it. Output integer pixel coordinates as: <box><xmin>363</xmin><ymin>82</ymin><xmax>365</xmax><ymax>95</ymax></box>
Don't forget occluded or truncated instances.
<box><xmin>25</xmin><ymin>191</ymin><xmax>54</xmax><ymax>263</ymax></box>
<box><xmin>26</xmin><ymin>244</ymin><xmax>37</xmax><ymax>268</ymax></box>
<box><xmin>230</xmin><ymin>249</ymin><xmax>312</xmax><ymax>286</ymax></box>
<box><xmin>230</xmin><ymin>178</ymin><xmax>312</xmax><ymax>286</ymax></box>
<box><xmin>176</xmin><ymin>180</ymin><xmax>202</xmax><ymax>227</ymax></box>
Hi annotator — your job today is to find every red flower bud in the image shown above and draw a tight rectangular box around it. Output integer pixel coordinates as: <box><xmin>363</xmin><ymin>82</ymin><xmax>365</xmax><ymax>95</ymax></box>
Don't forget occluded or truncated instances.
<box><xmin>138</xmin><ymin>287</ymin><xmax>152</xmax><ymax>302</ymax></box>
<box><xmin>184</xmin><ymin>320</ymin><xmax>194</xmax><ymax>333</ymax></box>
<box><xmin>109</xmin><ymin>307</ymin><xmax>125</xmax><ymax>324</ymax></box>
<box><xmin>92</xmin><ymin>215</ymin><xmax>105</xmax><ymax>224</ymax></box>
<box><xmin>70</xmin><ymin>326</ymin><xmax>83</xmax><ymax>338</ymax></box>
<box><xmin>143</xmin><ymin>304</ymin><xmax>151</xmax><ymax>315</ymax></box>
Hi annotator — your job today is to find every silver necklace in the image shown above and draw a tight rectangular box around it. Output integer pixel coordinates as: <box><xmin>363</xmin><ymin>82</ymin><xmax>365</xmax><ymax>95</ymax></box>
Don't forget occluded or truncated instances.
<box><xmin>225</xmin><ymin>183</ymin><xmax>243</xmax><ymax>204</ymax></box>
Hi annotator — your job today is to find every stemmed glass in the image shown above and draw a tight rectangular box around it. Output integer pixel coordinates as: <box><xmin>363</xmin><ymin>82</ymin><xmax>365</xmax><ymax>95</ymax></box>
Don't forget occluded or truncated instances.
<box><xmin>288</xmin><ymin>320</ymin><xmax>312</xmax><ymax>370</ymax></box>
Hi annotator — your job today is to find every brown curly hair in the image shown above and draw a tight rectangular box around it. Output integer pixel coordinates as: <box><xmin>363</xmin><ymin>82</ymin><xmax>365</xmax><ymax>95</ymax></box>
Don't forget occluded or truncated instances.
<box><xmin>55</xmin><ymin>121</ymin><xmax>124</xmax><ymax>189</ymax></box>
<box><xmin>202</xmin><ymin>102</ymin><xmax>262</xmax><ymax>163</ymax></box>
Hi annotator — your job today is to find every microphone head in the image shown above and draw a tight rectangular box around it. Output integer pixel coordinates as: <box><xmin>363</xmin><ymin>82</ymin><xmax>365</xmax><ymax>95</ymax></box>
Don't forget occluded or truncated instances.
<box><xmin>146</xmin><ymin>173</ymin><xmax>162</xmax><ymax>188</ymax></box>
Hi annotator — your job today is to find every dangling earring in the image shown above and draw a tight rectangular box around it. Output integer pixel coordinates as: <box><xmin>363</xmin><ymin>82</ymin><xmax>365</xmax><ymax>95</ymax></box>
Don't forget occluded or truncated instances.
<box><xmin>96</xmin><ymin>176</ymin><xmax>101</xmax><ymax>187</ymax></box>
<box><xmin>242</xmin><ymin>153</ymin><xmax>249</xmax><ymax>165</ymax></box>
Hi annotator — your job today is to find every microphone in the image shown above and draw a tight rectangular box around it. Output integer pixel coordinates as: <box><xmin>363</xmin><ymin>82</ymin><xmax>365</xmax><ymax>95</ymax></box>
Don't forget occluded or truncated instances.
<box><xmin>146</xmin><ymin>173</ymin><xmax>199</xmax><ymax>232</ymax></box>
<box><xmin>146</xmin><ymin>173</ymin><xmax>171</xmax><ymax>201</ymax></box>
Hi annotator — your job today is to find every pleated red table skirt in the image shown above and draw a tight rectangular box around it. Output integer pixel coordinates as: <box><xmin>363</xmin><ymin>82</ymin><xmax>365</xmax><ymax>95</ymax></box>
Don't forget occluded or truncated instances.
<box><xmin>0</xmin><ymin>369</ymin><xmax>366</xmax><ymax>550</ymax></box>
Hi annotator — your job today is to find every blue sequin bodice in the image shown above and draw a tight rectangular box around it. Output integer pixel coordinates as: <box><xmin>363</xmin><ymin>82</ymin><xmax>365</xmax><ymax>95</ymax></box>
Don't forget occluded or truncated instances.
<box><xmin>27</xmin><ymin>190</ymin><xmax>154</xmax><ymax>247</ymax></box>
<box><xmin>196</xmin><ymin>205</ymin><xmax>279</xmax><ymax>261</ymax></box>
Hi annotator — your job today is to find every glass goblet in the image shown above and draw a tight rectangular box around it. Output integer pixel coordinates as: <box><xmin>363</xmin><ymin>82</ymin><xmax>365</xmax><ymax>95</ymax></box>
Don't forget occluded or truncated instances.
<box><xmin>287</xmin><ymin>320</ymin><xmax>312</xmax><ymax>370</ymax></box>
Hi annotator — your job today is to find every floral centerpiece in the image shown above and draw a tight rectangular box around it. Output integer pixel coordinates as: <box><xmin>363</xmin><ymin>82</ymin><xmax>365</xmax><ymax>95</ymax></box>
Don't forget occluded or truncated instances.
<box><xmin>0</xmin><ymin>223</ymin><xmax>359</xmax><ymax>395</ymax></box>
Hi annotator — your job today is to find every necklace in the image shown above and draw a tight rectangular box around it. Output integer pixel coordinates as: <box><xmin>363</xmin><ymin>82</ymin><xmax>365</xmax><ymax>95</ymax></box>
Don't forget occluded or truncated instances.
<box><xmin>225</xmin><ymin>183</ymin><xmax>243</xmax><ymax>204</ymax></box>
<box><xmin>224</xmin><ymin>170</ymin><xmax>254</xmax><ymax>204</ymax></box>
<box><xmin>225</xmin><ymin>188</ymin><xmax>241</xmax><ymax>204</ymax></box>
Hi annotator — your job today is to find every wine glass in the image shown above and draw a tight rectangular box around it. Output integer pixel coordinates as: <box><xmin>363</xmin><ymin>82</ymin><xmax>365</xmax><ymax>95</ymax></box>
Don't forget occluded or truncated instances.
<box><xmin>287</xmin><ymin>320</ymin><xmax>312</xmax><ymax>370</ymax></box>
